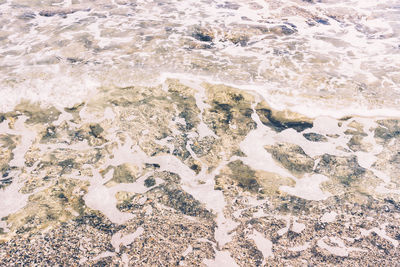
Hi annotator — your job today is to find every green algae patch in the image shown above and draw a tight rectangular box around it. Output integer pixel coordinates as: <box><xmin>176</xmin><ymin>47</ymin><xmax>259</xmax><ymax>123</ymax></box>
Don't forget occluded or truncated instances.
<box><xmin>265</xmin><ymin>143</ymin><xmax>314</xmax><ymax>176</ymax></box>
<box><xmin>315</xmin><ymin>154</ymin><xmax>365</xmax><ymax>186</ymax></box>
<box><xmin>216</xmin><ymin>160</ymin><xmax>294</xmax><ymax>196</ymax></box>
<box><xmin>12</xmin><ymin>101</ymin><xmax>61</xmax><ymax>125</ymax></box>
<box><xmin>202</xmin><ymin>82</ymin><xmax>256</xmax><ymax>137</ymax></box>
<box><xmin>256</xmin><ymin>171</ymin><xmax>295</xmax><ymax>196</ymax></box>
<box><xmin>2</xmin><ymin>178</ymin><xmax>89</xmax><ymax>242</ymax></box>
<box><xmin>227</xmin><ymin>160</ymin><xmax>260</xmax><ymax>192</ymax></box>
<box><xmin>105</xmin><ymin>163</ymin><xmax>141</xmax><ymax>187</ymax></box>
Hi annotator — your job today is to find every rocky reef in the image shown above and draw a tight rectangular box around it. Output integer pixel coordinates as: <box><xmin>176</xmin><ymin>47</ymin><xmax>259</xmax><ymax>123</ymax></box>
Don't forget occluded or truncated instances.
<box><xmin>1</xmin><ymin>80</ymin><xmax>400</xmax><ymax>266</ymax></box>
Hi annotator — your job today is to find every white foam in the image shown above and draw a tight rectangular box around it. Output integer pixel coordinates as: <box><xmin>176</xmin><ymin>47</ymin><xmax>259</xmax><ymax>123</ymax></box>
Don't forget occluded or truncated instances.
<box><xmin>239</xmin><ymin>112</ymin><xmax>295</xmax><ymax>178</ymax></box>
<box><xmin>288</xmin><ymin>243</ymin><xmax>310</xmax><ymax>252</ymax></box>
<box><xmin>83</xmin><ymin>169</ymin><xmax>136</xmax><ymax>225</ymax></box>
<box><xmin>121</xmin><ymin>253</ymin><xmax>129</xmax><ymax>267</ymax></box>
<box><xmin>111</xmin><ymin>227</ymin><xmax>144</xmax><ymax>253</ymax></box>
<box><xmin>360</xmin><ymin>225</ymin><xmax>399</xmax><ymax>248</ymax></box>
<box><xmin>292</xmin><ymin>220</ymin><xmax>306</xmax><ymax>233</ymax></box>
<box><xmin>280</xmin><ymin>174</ymin><xmax>331</xmax><ymax>201</ymax></box>
<box><xmin>182</xmin><ymin>245</ymin><xmax>193</xmax><ymax>257</ymax></box>
<box><xmin>203</xmin><ymin>250</ymin><xmax>239</xmax><ymax>267</ymax></box>
<box><xmin>317</xmin><ymin>237</ymin><xmax>351</xmax><ymax>257</ymax></box>
<box><xmin>277</xmin><ymin>217</ymin><xmax>291</xmax><ymax>236</ymax></box>
<box><xmin>0</xmin><ymin>181</ymin><xmax>29</xmax><ymax>219</ymax></box>
<box><xmin>89</xmin><ymin>251</ymin><xmax>115</xmax><ymax>263</ymax></box>
<box><xmin>321</xmin><ymin>211</ymin><xmax>338</xmax><ymax>223</ymax></box>
<box><xmin>0</xmin><ymin>117</ymin><xmax>37</xmax><ymax>219</ymax></box>
<box><xmin>8</xmin><ymin>116</ymin><xmax>36</xmax><ymax>168</ymax></box>
<box><xmin>248</xmin><ymin>229</ymin><xmax>274</xmax><ymax>264</ymax></box>
<box><xmin>275</xmin><ymin>128</ymin><xmax>348</xmax><ymax>158</ymax></box>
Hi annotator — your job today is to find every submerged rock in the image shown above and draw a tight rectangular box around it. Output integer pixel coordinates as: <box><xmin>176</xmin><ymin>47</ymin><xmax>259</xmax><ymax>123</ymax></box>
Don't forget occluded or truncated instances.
<box><xmin>0</xmin><ymin>134</ymin><xmax>19</xmax><ymax>189</ymax></box>
<box><xmin>191</xmin><ymin>27</ymin><xmax>214</xmax><ymax>42</ymax></box>
<box><xmin>374</xmin><ymin>119</ymin><xmax>400</xmax><ymax>142</ymax></box>
<box><xmin>347</xmin><ymin>135</ymin><xmax>372</xmax><ymax>152</ymax></box>
<box><xmin>144</xmin><ymin>176</ymin><xmax>156</xmax><ymax>187</ymax></box>
<box><xmin>105</xmin><ymin>163</ymin><xmax>141</xmax><ymax>186</ymax></box>
<box><xmin>372</xmin><ymin>133</ymin><xmax>400</xmax><ymax>182</ymax></box>
<box><xmin>215</xmin><ymin>159</ymin><xmax>294</xmax><ymax>197</ymax></box>
<box><xmin>159</xmin><ymin>183</ymin><xmax>213</xmax><ymax>219</ymax></box>
<box><xmin>256</xmin><ymin>102</ymin><xmax>313</xmax><ymax>132</ymax></box>
<box><xmin>270</xmin><ymin>25</ymin><xmax>297</xmax><ymax>35</ymax></box>
<box><xmin>303</xmin><ymin>132</ymin><xmax>328</xmax><ymax>142</ymax></box>
<box><xmin>2</xmin><ymin>77</ymin><xmax>400</xmax><ymax>266</ymax></box>
<box><xmin>38</xmin><ymin>8</ymin><xmax>89</xmax><ymax>18</ymax></box>
<box><xmin>13</xmin><ymin>102</ymin><xmax>61</xmax><ymax>125</ymax></box>
<box><xmin>226</xmin><ymin>160</ymin><xmax>260</xmax><ymax>192</ymax></box>
<box><xmin>42</xmin><ymin>125</ymin><xmax>57</xmax><ymax>140</ymax></box>
<box><xmin>89</xmin><ymin>124</ymin><xmax>104</xmax><ymax>138</ymax></box>
<box><xmin>265</xmin><ymin>143</ymin><xmax>315</xmax><ymax>175</ymax></box>
<box><xmin>315</xmin><ymin>154</ymin><xmax>365</xmax><ymax>186</ymax></box>
<box><xmin>3</xmin><ymin>178</ymin><xmax>89</xmax><ymax>240</ymax></box>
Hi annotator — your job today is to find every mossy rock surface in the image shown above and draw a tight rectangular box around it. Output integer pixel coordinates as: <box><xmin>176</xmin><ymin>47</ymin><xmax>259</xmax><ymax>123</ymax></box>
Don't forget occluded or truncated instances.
<box><xmin>265</xmin><ymin>143</ymin><xmax>314</xmax><ymax>175</ymax></box>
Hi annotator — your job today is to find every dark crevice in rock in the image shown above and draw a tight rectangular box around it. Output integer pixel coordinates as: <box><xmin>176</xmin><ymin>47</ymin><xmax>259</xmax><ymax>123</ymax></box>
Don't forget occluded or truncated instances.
<box><xmin>256</xmin><ymin>108</ymin><xmax>313</xmax><ymax>132</ymax></box>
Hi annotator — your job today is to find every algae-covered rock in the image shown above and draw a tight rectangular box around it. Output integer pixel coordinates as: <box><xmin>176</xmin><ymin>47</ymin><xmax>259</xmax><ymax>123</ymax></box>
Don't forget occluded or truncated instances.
<box><xmin>144</xmin><ymin>176</ymin><xmax>156</xmax><ymax>187</ymax></box>
<box><xmin>344</xmin><ymin>120</ymin><xmax>371</xmax><ymax>152</ymax></box>
<box><xmin>215</xmin><ymin>159</ymin><xmax>294</xmax><ymax>196</ymax></box>
<box><xmin>374</xmin><ymin>119</ymin><xmax>400</xmax><ymax>142</ymax></box>
<box><xmin>13</xmin><ymin>101</ymin><xmax>61</xmax><ymax>125</ymax></box>
<box><xmin>315</xmin><ymin>154</ymin><xmax>365</xmax><ymax>186</ymax></box>
<box><xmin>0</xmin><ymin>134</ymin><xmax>19</xmax><ymax>189</ymax></box>
<box><xmin>347</xmin><ymin>135</ymin><xmax>372</xmax><ymax>152</ymax></box>
<box><xmin>227</xmin><ymin>160</ymin><xmax>260</xmax><ymax>192</ymax></box>
<box><xmin>256</xmin><ymin>101</ymin><xmax>313</xmax><ymax>132</ymax></box>
<box><xmin>202</xmin><ymin>83</ymin><xmax>256</xmax><ymax>137</ymax></box>
<box><xmin>265</xmin><ymin>143</ymin><xmax>314</xmax><ymax>175</ymax></box>
<box><xmin>256</xmin><ymin>171</ymin><xmax>295</xmax><ymax>196</ymax></box>
<box><xmin>303</xmin><ymin>132</ymin><xmax>328</xmax><ymax>142</ymax></box>
<box><xmin>201</xmin><ymin>83</ymin><xmax>257</xmax><ymax>167</ymax></box>
<box><xmin>3</xmin><ymin>178</ymin><xmax>89</xmax><ymax>240</ymax></box>
<box><xmin>105</xmin><ymin>163</ymin><xmax>141</xmax><ymax>187</ymax></box>
<box><xmin>158</xmin><ymin>183</ymin><xmax>213</xmax><ymax>219</ymax></box>
<box><xmin>372</xmin><ymin>135</ymin><xmax>400</xmax><ymax>183</ymax></box>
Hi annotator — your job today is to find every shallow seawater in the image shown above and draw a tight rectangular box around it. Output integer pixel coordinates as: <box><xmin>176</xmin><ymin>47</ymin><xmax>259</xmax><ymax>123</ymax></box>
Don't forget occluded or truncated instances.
<box><xmin>0</xmin><ymin>0</ymin><xmax>400</xmax><ymax>266</ymax></box>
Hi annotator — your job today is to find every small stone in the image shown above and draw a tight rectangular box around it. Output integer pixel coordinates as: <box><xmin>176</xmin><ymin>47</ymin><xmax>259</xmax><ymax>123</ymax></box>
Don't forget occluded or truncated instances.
<box><xmin>303</xmin><ymin>132</ymin><xmax>328</xmax><ymax>142</ymax></box>
<box><xmin>144</xmin><ymin>177</ymin><xmax>156</xmax><ymax>188</ymax></box>
<box><xmin>256</xmin><ymin>103</ymin><xmax>313</xmax><ymax>132</ymax></box>
<box><xmin>89</xmin><ymin>124</ymin><xmax>104</xmax><ymax>138</ymax></box>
